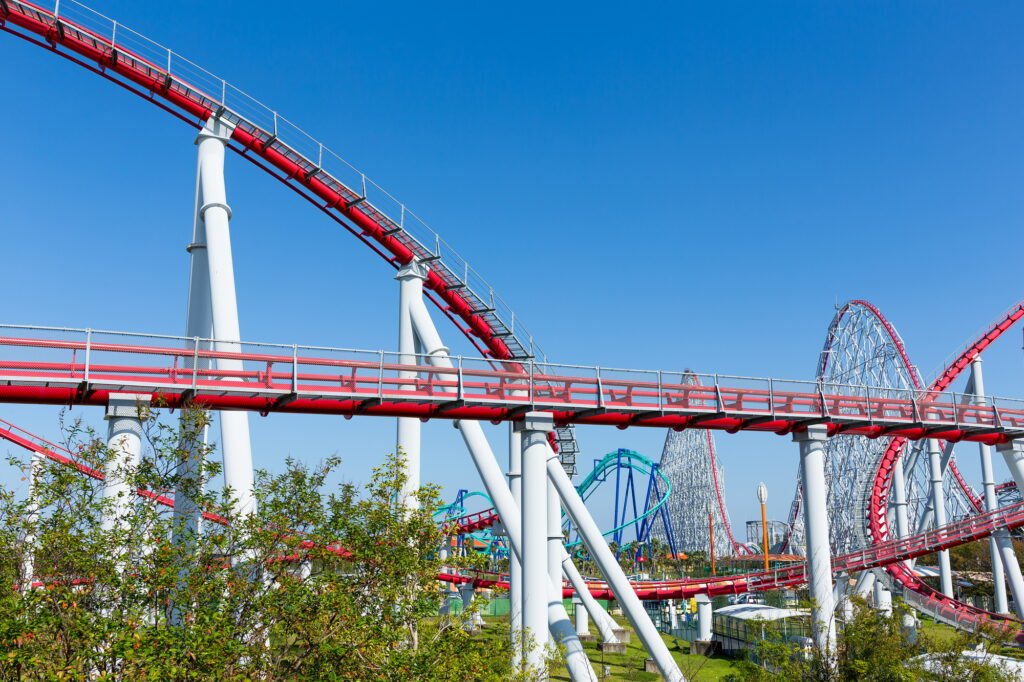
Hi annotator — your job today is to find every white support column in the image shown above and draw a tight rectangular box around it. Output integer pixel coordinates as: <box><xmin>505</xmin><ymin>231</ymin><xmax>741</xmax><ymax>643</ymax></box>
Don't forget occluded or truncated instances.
<box><xmin>695</xmin><ymin>594</ymin><xmax>712</xmax><ymax>642</ymax></box>
<box><xmin>453</xmin><ymin>421</ymin><xmax>596</xmax><ymax>682</ymax></box>
<box><xmin>508</xmin><ymin>422</ymin><xmax>523</xmax><ymax>654</ymax></box>
<box><xmin>174</xmin><ymin>159</ymin><xmax>213</xmax><ymax>566</ymax></box>
<box><xmin>853</xmin><ymin>570</ymin><xmax>876</xmax><ymax>599</ymax></box>
<box><xmin>195</xmin><ymin>116</ymin><xmax>254</xmax><ymax>518</ymax></box>
<box><xmin>890</xmin><ymin>453</ymin><xmax>910</xmax><ymax>570</ymax></box>
<box><xmin>971</xmin><ymin>358</ymin><xmax>1023</xmax><ymax>616</ymax></box>
<box><xmin>835</xmin><ymin>573</ymin><xmax>853</xmax><ymax>622</ymax></box>
<box><xmin>21</xmin><ymin>451</ymin><xmax>43</xmax><ymax>589</ymax></box>
<box><xmin>547</xmin><ymin>475</ymin><xmax>563</xmax><ymax>595</ymax></box>
<box><xmin>873</xmin><ymin>581</ymin><xmax>893</xmax><ymax>617</ymax></box>
<box><xmin>573</xmin><ymin>595</ymin><xmax>590</xmax><ymax>637</ymax></box>
<box><xmin>460</xmin><ymin>584</ymin><xmax>477</xmax><ymax>632</ymax></box>
<box><xmin>546</xmin><ymin>443</ymin><xmax>685</xmax><ymax>681</ymax></box>
<box><xmin>102</xmin><ymin>394</ymin><xmax>147</xmax><ymax>540</ymax></box>
<box><xmin>395</xmin><ymin>261</ymin><xmax>429</xmax><ymax>509</ymax></box>
<box><xmin>407</xmin><ymin>298</ymin><xmax>594</xmax><ymax>681</ymax></box>
<box><xmin>668</xmin><ymin>600</ymin><xmax>678</xmax><ymax>631</ymax></box>
<box><xmin>559</xmin><ymin>546</ymin><xmax>620</xmax><ymax>643</ymax></box>
<box><xmin>519</xmin><ymin>413</ymin><xmax>551</xmax><ymax>670</ymax></box>
<box><xmin>996</xmin><ymin>440</ymin><xmax>1024</xmax><ymax>493</ymax></box>
<box><xmin>793</xmin><ymin>426</ymin><xmax>835</xmax><ymax>653</ymax></box>
<box><xmin>927</xmin><ymin>439</ymin><xmax>954</xmax><ymax>598</ymax></box>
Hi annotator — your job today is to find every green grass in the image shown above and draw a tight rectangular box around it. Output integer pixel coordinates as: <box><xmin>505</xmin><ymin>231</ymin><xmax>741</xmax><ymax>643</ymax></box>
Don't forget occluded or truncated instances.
<box><xmin>545</xmin><ymin>622</ymin><xmax>738</xmax><ymax>681</ymax></box>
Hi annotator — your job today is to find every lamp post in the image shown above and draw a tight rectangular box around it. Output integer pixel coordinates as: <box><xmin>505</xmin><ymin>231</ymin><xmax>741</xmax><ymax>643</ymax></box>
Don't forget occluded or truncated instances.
<box><xmin>706</xmin><ymin>500</ymin><xmax>716</xmax><ymax>577</ymax></box>
<box><xmin>757</xmin><ymin>482</ymin><xmax>769</xmax><ymax>573</ymax></box>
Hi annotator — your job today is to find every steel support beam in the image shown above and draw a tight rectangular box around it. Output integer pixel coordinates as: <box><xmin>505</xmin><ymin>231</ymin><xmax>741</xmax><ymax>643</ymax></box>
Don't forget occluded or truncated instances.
<box><xmin>972</xmin><ymin>358</ymin><xmax>1024</xmax><ymax>616</ymax></box>
<box><xmin>890</xmin><ymin>452</ymin><xmax>910</xmax><ymax>569</ymax></box>
<box><xmin>927</xmin><ymin>439</ymin><xmax>954</xmax><ymax>598</ymax></box>
<box><xmin>21</xmin><ymin>451</ymin><xmax>43</xmax><ymax>589</ymax></box>
<box><xmin>546</xmin><ymin>443</ymin><xmax>685</xmax><ymax>681</ymax></box>
<box><xmin>559</xmin><ymin>546</ymin><xmax>620</xmax><ymax>643</ymax></box>
<box><xmin>408</xmin><ymin>298</ymin><xmax>595</xmax><ymax>681</ymax></box>
<box><xmin>195</xmin><ymin>116</ymin><xmax>254</xmax><ymax>518</ymax></box>
<box><xmin>519</xmin><ymin>412</ymin><xmax>552</xmax><ymax>669</ymax></box>
<box><xmin>508</xmin><ymin>422</ymin><xmax>523</xmax><ymax>656</ymax></box>
<box><xmin>102</xmin><ymin>394</ymin><xmax>146</xmax><ymax>540</ymax></box>
<box><xmin>794</xmin><ymin>426</ymin><xmax>835</xmax><ymax>652</ymax></box>
<box><xmin>547</xmin><ymin>474</ymin><xmax>563</xmax><ymax>598</ymax></box>
<box><xmin>395</xmin><ymin>261</ymin><xmax>429</xmax><ymax>509</ymax></box>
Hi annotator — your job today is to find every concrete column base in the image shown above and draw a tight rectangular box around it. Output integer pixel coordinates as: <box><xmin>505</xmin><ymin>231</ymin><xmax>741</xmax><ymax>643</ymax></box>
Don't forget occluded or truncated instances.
<box><xmin>692</xmin><ymin>640</ymin><xmax>721</xmax><ymax>657</ymax></box>
<box><xmin>598</xmin><ymin>641</ymin><xmax>627</xmax><ymax>654</ymax></box>
<box><xmin>611</xmin><ymin>627</ymin><xmax>630</xmax><ymax>643</ymax></box>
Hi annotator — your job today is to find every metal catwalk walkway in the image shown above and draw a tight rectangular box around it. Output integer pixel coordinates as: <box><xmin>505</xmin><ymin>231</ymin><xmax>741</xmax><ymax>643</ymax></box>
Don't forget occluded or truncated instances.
<box><xmin>0</xmin><ymin>325</ymin><xmax>1022</xmax><ymax>444</ymax></box>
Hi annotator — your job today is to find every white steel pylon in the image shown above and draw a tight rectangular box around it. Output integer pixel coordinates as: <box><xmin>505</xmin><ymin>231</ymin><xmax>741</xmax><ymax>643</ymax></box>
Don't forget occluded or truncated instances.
<box><xmin>395</xmin><ymin>261</ymin><xmax>429</xmax><ymax>510</ymax></box>
<box><xmin>391</xmin><ymin>259</ymin><xmax>597</xmax><ymax>681</ymax></box>
<box><xmin>178</xmin><ymin>116</ymin><xmax>255</xmax><ymax>520</ymax></box>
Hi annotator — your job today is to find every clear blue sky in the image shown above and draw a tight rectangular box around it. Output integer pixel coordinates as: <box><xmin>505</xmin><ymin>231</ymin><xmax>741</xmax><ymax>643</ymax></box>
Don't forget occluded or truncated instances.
<box><xmin>0</xmin><ymin>0</ymin><xmax>1022</xmax><ymax>531</ymax></box>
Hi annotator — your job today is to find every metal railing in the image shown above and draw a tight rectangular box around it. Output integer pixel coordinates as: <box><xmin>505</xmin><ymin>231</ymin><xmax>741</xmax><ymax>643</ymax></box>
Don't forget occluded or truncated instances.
<box><xmin>1</xmin><ymin>325</ymin><xmax>1023</xmax><ymax>437</ymax></box>
<box><xmin>6</xmin><ymin>0</ymin><xmax>550</xmax><ymax>368</ymax></box>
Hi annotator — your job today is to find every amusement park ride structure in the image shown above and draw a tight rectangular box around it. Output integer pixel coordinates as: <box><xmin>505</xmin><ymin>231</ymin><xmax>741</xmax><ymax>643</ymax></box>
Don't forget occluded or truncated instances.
<box><xmin>4</xmin><ymin>2</ymin><xmax>1024</xmax><ymax>680</ymax></box>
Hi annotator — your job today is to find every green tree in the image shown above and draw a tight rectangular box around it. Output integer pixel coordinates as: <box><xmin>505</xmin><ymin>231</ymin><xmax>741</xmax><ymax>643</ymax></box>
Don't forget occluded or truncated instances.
<box><xmin>0</xmin><ymin>408</ymin><xmax>539</xmax><ymax>680</ymax></box>
<box><xmin>725</xmin><ymin>595</ymin><xmax>1016</xmax><ymax>681</ymax></box>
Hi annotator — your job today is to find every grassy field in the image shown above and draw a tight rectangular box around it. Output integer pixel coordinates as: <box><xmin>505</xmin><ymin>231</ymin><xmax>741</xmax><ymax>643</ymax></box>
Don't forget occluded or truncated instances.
<box><xmin>549</xmin><ymin>628</ymin><xmax>738</xmax><ymax>681</ymax></box>
<box><xmin>474</xmin><ymin>615</ymin><xmax>738</xmax><ymax>680</ymax></box>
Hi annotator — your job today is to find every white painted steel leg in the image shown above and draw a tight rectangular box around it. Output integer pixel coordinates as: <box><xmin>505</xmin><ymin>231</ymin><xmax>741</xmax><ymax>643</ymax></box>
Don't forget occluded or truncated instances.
<box><xmin>573</xmin><ymin>595</ymin><xmax>589</xmax><ymax>636</ymax></box>
<box><xmin>545</xmin><ymin>442</ymin><xmax>685</xmax><ymax>681</ymax></box>
<box><xmin>460</xmin><ymin>584</ymin><xmax>477</xmax><ymax>631</ymax></box>
<box><xmin>21</xmin><ymin>451</ymin><xmax>43</xmax><ymax>589</ymax></box>
<box><xmin>890</xmin><ymin>454</ymin><xmax>910</xmax><ymax>569</ymax></box>
<box><xmin>547</xmin><ymin>477</ymin><xmax>563</xmax><ymax>594</ymax></box>
<box><xmin>175</xmin><ymin>163</ymin><xmax>213</xmax><ymax>579</ymax></box>
<box><xmin>853</xmin><ymin>570</ymin><xmax>876</xmax><ymax>599</ymax></box>
<box><xmin>927</xmin><ymin>439</ymin><xmax>954</xmax><ymax>598</ymax></box>
<box><xmin>835</xmin><ymin>573</ymin><xmax>853</xmax><ymax>621</ymax></box>
<box><xmin>695</xmin><ymin>594</ymin><xmax>712</xmax><ymax>642</ymax></box>
<box><xmin>396</xmin><ymin>262</ymin><xmax>428</xmax><ymax>510</ymax></box>
<box><xmin>519</xmin><ymin>414</ymin><xmax>551</xmax><ymax>671</ymax></box>
<box><xmin>509</xmin><ymin>422</ymin><xmax>523</xmax><ymax>656</ymax></box>
<box><xmin>560</xmin><ymin>546</ymin><xmax>620</xmax><ymax>643</ymax></box>
<box><xmin>453</xmin><ymin>419</ymin><xmax>596</xmax><ymax>682</ymax></box>
<box><xmin>407</xmin><ymin>296</ymin><xmax>593</xmax><ymax>681</ymax></box>
<box><xmin>873</xmin><ymin>581</ymin><xmax>893</xmax><ymax>617</ymax></box>
<box><xmin>195</xmin><ymin>117</ymin><xmax>254</xmax><ymax>518</ymax></box>
<box><xmin>996</xmin><ymin>440</ymin><xmax>1024</xmax><ymax>493</ymax></box>
<box><xmin>971</xmin><ymin>358</ymin><xmax>1023</xmax><ymax>616</ymax></box>
<box><xmin>793</xmin><ymin>426</ymin><xmax>835</xmax><ymax>653</ymax></box>
<box><xmin>102</xmin><ymin>394</ymin><xmax>146</xmax><ymax>538</ymax></box>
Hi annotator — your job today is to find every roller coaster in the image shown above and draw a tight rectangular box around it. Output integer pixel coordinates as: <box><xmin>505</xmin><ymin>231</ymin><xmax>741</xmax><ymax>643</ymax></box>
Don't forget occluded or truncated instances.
<box><xmin>3</xmin><ymin>2</ymin><xmax>1024</xmax><ymax>680</ymax></box>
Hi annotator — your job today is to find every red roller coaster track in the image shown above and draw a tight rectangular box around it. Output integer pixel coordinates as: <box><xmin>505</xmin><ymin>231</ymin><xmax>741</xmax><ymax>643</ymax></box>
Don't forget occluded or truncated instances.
<box><xmin>3</xmin><ymin>0</ymin><xmax>1024</xmax><ymax>640</ymax></box>
<box><xmin>865</xmin><ymin>302</ymin><xmax>1024</xmax><ymax>633</ymax></box>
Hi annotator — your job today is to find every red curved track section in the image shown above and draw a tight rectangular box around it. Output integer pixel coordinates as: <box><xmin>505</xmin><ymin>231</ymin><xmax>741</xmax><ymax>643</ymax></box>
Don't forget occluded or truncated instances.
<box><xmin>0</xmin><ymin>417</ymin><xmax>227</xmax><ymax>524</ymax></box>
<box><xmin>867</xmin><ymin>301</ymin><xmax>1024</xmax><ymax>631</ymax></box>
<box><xmin>0</xmin><ymin>1</ymin><xmax>523</xmax><ymax>368</ymax></box>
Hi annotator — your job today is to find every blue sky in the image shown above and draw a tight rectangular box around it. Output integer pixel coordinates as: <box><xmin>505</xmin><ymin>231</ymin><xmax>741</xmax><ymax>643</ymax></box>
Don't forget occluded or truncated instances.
<box><xmin>0</xmin><ymin>1</ymin><xmax>1022</xmax><ymax>532</ymax></box>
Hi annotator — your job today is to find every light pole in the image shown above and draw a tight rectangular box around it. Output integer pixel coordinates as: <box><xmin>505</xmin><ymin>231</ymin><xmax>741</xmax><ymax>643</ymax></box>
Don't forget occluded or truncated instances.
<box><xmin>757</xmin><ymin>482</ymin><xmax>769</xmax><ymax>573</ymax></box>
<box><xmin>706</xmin><ymin>500</ymin><xmax>716</xmax><ymax>577</ymax></box>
